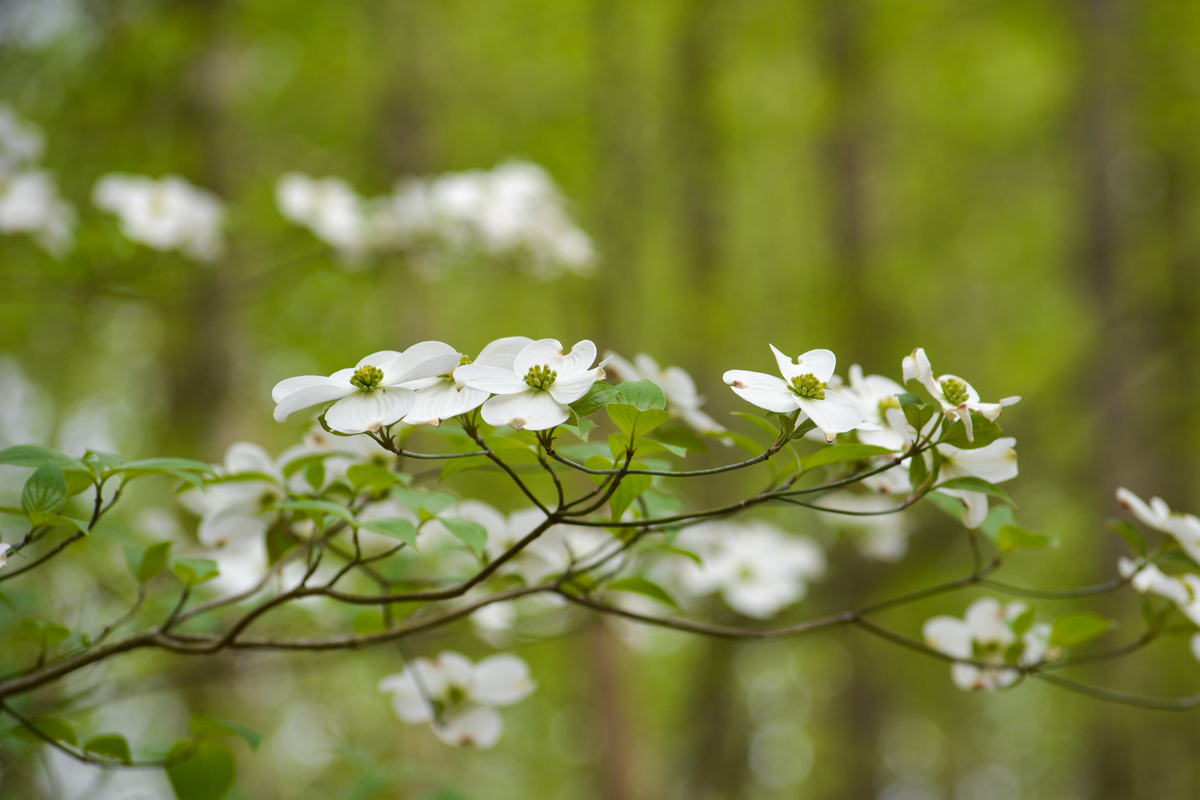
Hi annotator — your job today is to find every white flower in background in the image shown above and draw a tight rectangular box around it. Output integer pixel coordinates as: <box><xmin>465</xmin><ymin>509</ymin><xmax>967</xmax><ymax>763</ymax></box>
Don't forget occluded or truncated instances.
<box><xmin>272</xmin><ymin>346</ymin><xmax>461</xmax><ymax>434</ymax></box>
<box><xmin>1116</xmin><ymin>488</ymin><xmax>1200</xmax><ymax>566</ymax></box>
<box><xmin>605</xmin><ymin>352</ymin><xmax>727</xmax><ymax>438</ymax></box>
<box><xmin>0</xmin><ymin>104</ymin><xmax>43</xmax><ymax>170</ymax></box>
<box><xmin>0</xmin><ymin>170</ymin><xmax>75</xmax><ymax>255</ymax></box>
<box><xmin>724</xmin><ymin>345</ymin><xmax>864</xmax><ymax>443</ymax></box>
<box><xmin>378</xmin><ymin>651</ymin><xmax>536</xmax><ymax>748</ymax></box>
<box><xmin>0</xmin><ymin>356</ymin><xmax>51</xmax><ymax>448</ymax></box>
<box><xmin>456</xmin><ymin>339</ymin><xmax>608</xmax><ymax>431</ymax></box>
<box><xmin>278</xmin><ymin>424</ymin><xmax>394</xmax><ymax>493</ymax></box>
<box><xmin>816</xmin><ymin>492</ymin><xmax>912</xmax><ymax>562</ymax></box>
<box><xmin>404</xmin><ymin>337</ymin><xmax>533</xmax><ymax>426</ymax></box>
<box><xmin>0</xmin><ymin>543</ymin><xmax>12</xmax><ymax>568</ymax></box>
<box><xmin>275</xmin><ymin>173</ymin><xmax>367</xmax><ymax>258</ymax></box>
<box><xmin>901</xmin><ymin>348</ymin><xmax>1019</xmax><ymax>443</ymax></box>
<box><xmin>935</xmin><ymin>437</ymin><xmax>1019</xmax><ymax>529</ymax></box>
<box><xmin>923</xmin><ymin>598</ymin><xmax>1051</xmax><ymax>691</ymax></box>
<box><xmin>671</xmin><ymin>521</ymin><xmax>825</xmax><ymax>619</ymax></box>
<box><xmin>93</xmin><ymin>174</ymin><xmax>224</xmax><ymax>261</ymax></box>
<box><xmin>1117</xmin><ymin>556</ymin><xmax>1200</xmax><ymax>664</ymax></box>
<box><xmin>835</xmin><ymin>365</ymin><xmax>907</xmax><ymax>450</ymax></box>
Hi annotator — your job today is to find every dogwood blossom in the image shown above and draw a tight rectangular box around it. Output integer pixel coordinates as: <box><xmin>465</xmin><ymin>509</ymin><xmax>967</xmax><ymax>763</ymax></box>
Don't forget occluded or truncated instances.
<box><xmin>93</xmin><ymin>174</ymin><xmax>224</xmax><ymax>261</ymax></box>
<box><xmin>723</xmin><ymin>345</ymin><xmax>864</xmax><ymax>442</ymax></box>
<box><xmin>901</xmin><ymin>348</ymin><xmax>1019</xmax><ymax>442</ymax></box>
<box><xmin>834</xmin><ymin>365</ymin><xmax>907</xmax><ymax>450</ymax></box>
<box><xmin>272</xmin><ymin>345</ymin><xmax>461</xmax><ymax>434</ymax></box>
<box><xmin>605</xmin><ymin>352</ymin><xmax>727</xmax><ymax>437</ymax></box>
<box><xmin>455</xmin><ymin>339</ymin><xmax>608</xmax><ymax>431</ymax></box>
<box><xmin>923</xmin><ymin>598</ymin><xmax>1051</xmax><ymax>690</ymax></box>
<box><xmin>378</xmin><ymin>651</ymin><xmax>536</xmax><ymax>747</ymax></box>
<box><xmin>670</xmin><ymin>521</ymin><xmax>825</xmax><ymax>618</ymax></box>
<box><xmin>0</xmin><ymin>543</ymin><xmax>11</xmax><ymax>568</ymax></box>
<box><xmin>1117</xmin><ymin>556</ymin><xmax>1200</xmax><ymax>664</ymax></box>
<box><xmin>935</xmin><ymin>437</ymin><xmax>1019</xmax><ymax>529</ymax></box>
<box><xmin>404</xmin><ymin>337</ymin><xmax>533</xmax><ymax>426</ymax></box>
<box><xmin>0</xmin><ymin>105</ymin><xmax>74</xmax><ymax>255</ymax></box>
<box><xmin>275</xmin><ymin>173</ymin><xmax>367</xmax><ymax>258</ymax></box>
<box><xmin>1116</xmin><ymin>488</ymin><xmax>1200</xmax><ymax>566</ymax></box>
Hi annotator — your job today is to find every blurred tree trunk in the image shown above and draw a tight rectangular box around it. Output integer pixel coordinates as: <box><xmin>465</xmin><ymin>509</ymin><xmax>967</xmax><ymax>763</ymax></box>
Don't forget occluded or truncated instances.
<box><xmin>585</xmin><ymin>622</ymin><xmax>638</xmax><ymax>800</ymax></box>
<box><xmin>679</xmin><ymin>636</ymin><xmax>750</xmax><ymax>800</ymax></box>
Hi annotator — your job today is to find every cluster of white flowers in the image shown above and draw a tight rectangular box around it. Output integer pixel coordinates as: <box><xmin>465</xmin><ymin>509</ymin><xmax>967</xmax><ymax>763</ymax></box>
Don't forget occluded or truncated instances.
<box><xmin>276</xmin><ymin>161</ymin><xmax>596</xmax><ymax>279</ymax></box>
<box><xmin>378</xmin><ymin>651</ymin><xmax>535</xmax><ymax>748</ymax></box>
<box><xmin>92</xmin><ymin>174</ymin><xmax>225</xmax><ymax>261</ymax></box>
<box><xmin>605</xmin><ymin>352</ymin><xmax>727</xmax><ymax>438</ymax></box>
<box><xmin>902</xmin><ymin>348</ymin><xmax>1020</xmax><ymax>443</ymax></box>
<box><xmin>923</xmin><ymin>598</ymin><xmax>1052</xmax><ymax>690</ymax></box>
<box><xmin>0</xmin><ymin>104</ymin><xmax>75</xmax><ymax>256</ymax></box>
<box><xmin>273</xmin><ymin>337</ymin><xmax>608</xmax><ymax>434</ymax></box>
<box><xmin>660</xmin><ymin>520</ymin><xmax>826</xmax><ymax>619</ymax></box>
<box><xmin>1115</xmin><ymin>489</ymin><xmax>1200</xmax><ymax>662</ymax></box>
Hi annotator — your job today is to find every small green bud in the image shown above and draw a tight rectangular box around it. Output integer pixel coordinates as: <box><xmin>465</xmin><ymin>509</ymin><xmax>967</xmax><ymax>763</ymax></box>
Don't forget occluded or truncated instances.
<box><xmin>940</xmin><ymin>377</ymin><xmax>970</xmax><ymax>407</ymax></box>
<box><xmin>789</xmin><ymin>373</ymin><xmax>826</xmax><ymax>400</ymax></box>
<box><xmin>350</xmin><ymin>365</ymin><xmax>385</xmax><ymax>391</ymax></box>
<box><xmin>524</xmin><ymin>364</ymin><xmax>558</xmax><ymax>391</ymax></box>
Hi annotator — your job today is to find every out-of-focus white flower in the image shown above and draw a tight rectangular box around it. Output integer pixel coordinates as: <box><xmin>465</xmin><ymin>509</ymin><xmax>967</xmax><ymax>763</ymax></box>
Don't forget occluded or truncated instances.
<box><xmin>403</xmin><ymin>337</ymin><xmax>533</xmax><ymax>426</ymax></box>
<box><xmin>93</xmin><ymin>174</ymin><xmax>224</xmax><ymax>261</ymax></box>
<box><xmin>272</xmin><ymin>346</ymin><xmax>460</xmax><ymax>434</ymax></box>
<box><xmin>670</xmin><ymin>521</ymin><xmax>825</xmax><ymax>619</ymax></box>
<box><xmin>378</xmin><ymin>650</ymin><xmax>535</xmax><ymax>748</ymax></box>
<box><xmin>817</xmin><ymin>492</ymin><xmax>912</xmax><ymax>562</ymax></box>
<box><xmin>605</xmin><ymin>352</ymin><xmax>727</xmax><ymax>438</ymax></box>
<box><xmin>456</xmin><ymin>339</ymin><xmax>608</xmax><ymax>431</ymax></box>
<box><xmin>0</xmin><ymin>543</ymin><xmax>11</xmax><ymax>568</ymax></box>
<box><xmin>934</xmin><ymin>437</ymin><xmax>1019</xmax><ymax>529</ymax></box>
<box><xmin>923</xmin><ymin>598</ymin><xmax>1050</xmax><ymax>691</ymax></box>
<box><xmin>901</xmin><ymin>348</ymin><xmax>1019</xmax><ymax>442</ymax></box>
<box><xmin>834</xmin><ymin>364</ymin><xmax>906</xmax><ymax>450</ymax></box>
<box><xmin>0</xmin><ymin>104</ymin><xmax>43</xmax><ymax>169</ymax></box>
<box><xmin>275</xmin><ymin>173</ymin><xmax>367</xmax><ymax>258</ymax></box>
<box><xmin>0</xmin><ymin>170</ymin><xmax>75</xmax><ymax>255</ymax></box>
<box><xmin>1116</xmin><ymin>488</ymin><xmax>1200</xmax><ymax>566</ymax></box>
<box><xmin>0</xmin><ymin>356</ymin><xmax>51</xmax><ymax>448</ymax></box>
<box><xmin>724</xmin><ymin>345</ymin><xmax>864</xmax><ymax>442</ymax></box>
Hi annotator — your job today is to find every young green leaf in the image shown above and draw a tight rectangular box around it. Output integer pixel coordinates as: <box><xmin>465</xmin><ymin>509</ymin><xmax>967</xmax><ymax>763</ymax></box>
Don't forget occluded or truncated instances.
<box><xmin>270</xmin><ymin>499</ymin><xmax>357</xmax><ymax>527</ymax></box>
<box><xmin>606</xmin><ymin>576</ymin><xmax>679</xmax><ymax>609</ymax></box>
<box><xmin>730</xmin><ymin>411</ymin><xmax>780</xmax><ymax>437</ymax></box>
<box><xmin>11</xmin><ymin>717</ymin><xmax>77</xmax><ymax>747</ymax></box>
<box><xmin>436</xmin><ymin>516</ymin><xmax>488</xmax><ymax>556</ymax></box>
<box><xmin>569</xmin><ymin>382</ymin><xmax>619</xmax><ymax>417</ymax></box>
<box><xmin>1107</xmin><ymin>519</ymin><xmax>1146</xmax><ymax>558</ymax></box>
<box><xmin>125</xmin><ymin>541</ymin><xmax>172</xmax><ymax>584</ymax></box>
<box><xmin>171</xmin><ymin>557</ymin><xmax>220</xmax><ymax>586</ymax></box>
<box><xmin>607</xmin><ymin>404</ymin><xmax>670</xmax><ymax>441</ymax></box>
<box><xmin>21</xmin><ymin>462</ymin><xmax>68</xmax><ymax>525</ymax></box>
<box><xmin>608</xmin><ymin>461</ymin><xmax>652</xmax><ymax>522</ymax></box>
<box><xmin>801</xmin><ymin>444</ymin><xmax>896</xmax><ymax>472</ymax></box>
<box><xmin>939</xmin><ymin>414</ymin><xmax>1003</xmax><ymax>449</ymax></box>
<box><xmin>360</xmin><ymin>518</ymin><xmax>419</xmax><ymax>549</ymax></box>
<box><xmin>347</xmin><ymin>464</ymin><xmax>404</xmax><ymax>493</ymax></box>
<box><xmin>0</xmin><ymin>445</ymin><xmax>89</xmax><ymax>472</ymax></box>
<box><xmin>191</xmin><ymin>716</ymin><xmax>262</xmax><ymax>750</ymax></box>
<box><xmin>934</xmin><ymin>477</ymin><xmax>1016</xmax><ymax>507</ymax></box>
<box><xmin>1050</xmin><ymin>612</ymin><xmax>1114</xmax><ymax>648</ymax></box>
<box><xmin>84</xmin><ymin>733</ymin><xmax>132</xmax><ymax>764</ymax></box>
<box><xmin>997</xmin><ymin>525</ymin><xmax>1058</xmax><ymax>553</ymax></box>
<box><xmin>166</xmin><ymin>739</ymin><xmax>236</xmax><ymax>800</ymax></box>
<box><xmin>610</xmin><ymin>380</ymin><xmax>667</xmax><ymax>411</ymax></box>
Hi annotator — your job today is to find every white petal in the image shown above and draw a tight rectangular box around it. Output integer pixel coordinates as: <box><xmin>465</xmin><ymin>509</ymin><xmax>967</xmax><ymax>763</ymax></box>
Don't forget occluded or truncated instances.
<box><xmin>272</xmin><ymin>373</ymin><xmax>348</xmax><ymax>403</ymax></box>
<box><xmin>198</xmin><ymin>510</ymin><xmax>267</xmax><ymax>548</ymax></box>
<box><xmin>273</xmin><ymin>381</ymin><xmax>353</xmax><ymax>423</ymax></box>
<box><xmin>357</xmin><ymin>350</ymin><xmax>404</xmax><ymax>368</ymax></box>
<box><xmin>471</xmin><ymin>654</ymin><xmax>535</xmax><ymax>706</ymax></box>
<box><xmin>923</xmin><ymin>616</ymin><xmax>971</xmax><ymax>658</ymax></box>
<box><xmin>432</xmin><ymin>651</ymin><xmax>475</xmax><ymax>688</ymax></box>
<box><xmin>937</xmin><ymin>438</ymin><xmax>1018</xmax><ymax>484</ymax></box>
<box><xmin>951</xmin><ymin>663</ymin><xmax>985</xmax><ymax>691</ymax></box>
<box><xmin>723</xmin><ymin>579</ymin><xmax>797</xmax><ymax>619</ymax></box>
<box><xmin>939</xmin><ymin>488</ymin><xmax>989</xmax><ymax>529</ymax></box>
<box><xmin>795</xmin><ymin>396</ymin><xmax>863</xmax><ymax>441</ymax></box>
<box><xmin>388</xmin><ymin>352</ymin><xmax>462</xmax><ymax>385</ymax></box>
<box><xmin>434</xmin><ymin>705</ymin><xmax>503</xmax><ymax>748</ymax></box>
<box><xmin>1116</xmin><ymin>488</ymin><xmax>1167</xmax><ymax>532</ymax></box>
<box><xmin>223</xmin><ymin>442</ymin><xmax>277</xmax><ymax>476</ymax></box>
<box><xmin>1191</xmin><ymin>633</ymin><xmax>1200</xmax><ymax>663</ymax></box>
<box><xmin>546</xmin><ymin>366</ymin><xmax>605</xmax><ymax>404</ymax></box>
<box><xmin>965</xmin><ymin>597</ymin><xmax>1013</xmax><ymax>645</ymax></box>
<box><xmin>770</xmin><ymin>344</ymin><xmax>804</xmax><ymax>381</ymax></box>
<box><xmin>455</xmin><ymin>364</ymin><xmax>529</xmax><ymax>395</ymax></box>
<box><xmin>633</xmin><ymin>353</ymin><xmax>663</xmax><ymax>379</ymax></box>
<box><xmin>475</xmin><ymin>337</ymin><xmax>534</xmax><ymax>368</ymax></box>
<box><xmin>480</xmin><ymin>391</ymin><xmax>568</xmax><ymax>431</ymax></box>
<box><xmin>515</xmin><ymin>338</ymin><xmax>597</xmax><ymax>376</ymax></box>
<box><xmin>324</xmin><ymin>388</ymin><xmax>415</xmax><ymax>433</ymax></box>
<box><xmin>722</xmin><ymin>370</ymin><xmax>798</xmax><ymax>413</ymax></box>
<box><xmin>602</xmin><ymin>353</ymin><xmax>641</xmax><ymax>382</ymax></box>
<box><xmin>384</xmin><ymin>341</ymin><xmax>459</xmax><ymax>375</ymax></box>
<box><xmin>794</xmin><ymin>349</ymin><xmax>836</xmax><ymax>383</ymax></box>
<box><xmin>405</xmin><ymin>382</ymin><xmax>489</xmax><ymax>425</ymax></box>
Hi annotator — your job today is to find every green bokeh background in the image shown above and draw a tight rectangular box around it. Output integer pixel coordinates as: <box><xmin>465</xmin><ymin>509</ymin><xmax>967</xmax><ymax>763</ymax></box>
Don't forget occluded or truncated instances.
<box><xmin>2</xmin><ymin>0</ymin><xmax>1200</xmax><ymax>797</ymax></box>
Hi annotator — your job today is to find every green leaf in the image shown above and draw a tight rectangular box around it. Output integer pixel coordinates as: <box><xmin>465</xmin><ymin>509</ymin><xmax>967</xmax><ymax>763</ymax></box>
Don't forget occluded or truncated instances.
<box><xmin>437</xmin><ymin>516</ymin><xmax>487</xmax><ymax>556</ymax></box>
<box><xmin>360</xmin><ymin>518</ymin><xmax>419</xmax><ymax>549</ymax></box>
<box><xmin>1010</xmin><ymin>606</ymin><xmax>1036</xmax><ymax>638</ymax></box>
<box><xmin>1050</xmin><ymin>612</ymin><xmax>1114</xmax><ymax>648</ymax></box>
<box><xmin>730</xmin><ymin>411</ymin><xmax>780</xmax><ymax>437</ymax></box>
<box><xmin>11</xmin><ymin>717</ymin><xmax>77</xmax><ymax>747</ymax></box>
<box><xmin>280</xmin><ymin>453</ymin><xmax>329</xmax><ymax>480</ymax></box>
<box><xmin>606</xmin><ymin>576</ymin><xmax>678</xmax><ymax>609</ymax></box>
<box><xmin>569</xmin><ymin>382</ymin><xmax>619</xmax><ymax>417</ymax></box>
<box><xmin>42</xmin><ymin>622</ymin><xmax>70</xmax><ymax>648</ymax></box>
<box><xmin>720</xmin><ymin>429</ymin><xmax>765</xmax><ymax>455</ymax></box>
<box><xmin>265</xmin><ymin>518</ymin><xmax>297</xmax><ymax>565</ymax></box>
<box><xmin>903</xmin><ymin>402</ymin><xmax>936</xmax><ymax>434</ymax></box>
<box><xmin>924</xmin><ymin>490</ymin><xmax>965</xmax><ymax>521</ymax></box>
<box><xmin>560</xmin><ymin>412</ymin><xmax>597</xmax><ymax>442</ymax></box>
<box><xmin>908</xmin><ymin>449</ymin><xmax>928</xmax><ymax>488</ymax></box>
<box><xmin>789</xmin><ymin>419</ymin><xmax>818</xmax><ymax>440</ymax></box>
<box><xmin>1108</xmin><ymin>519</ymin><xmax>1146</xmax><ymax>558</ymax></box>
<box><xmin>939</xmin><ymin>413</ymin><xmax>1003</xmax><ymax>450</ymax></box>
<box><xmin>191</xmin><ymin>716</ymin><xmax>262</xmax><ymax>750</ymax></box>
<box><xmin>303</xmin><ymin>460</ymin><xmax>325</xmax><ymax>490</ymax></box>
<box><xmin>0</xmin><ymin>445</ymin><xmax>88</xmax><ymax>472</ymax></box>
<box><xmin>21</xmin><ymin>462</ymin><xmax>67</xmax><ymax>525</ymax></box>
<box><xmin>126</xmin><ymin>541</ymin><xmax>172</xmax><ymax>584</ymax></box>
<box><xmin>934</xmin><ymin>477</ymin><xmax>1016</xmax><ymax>507</ymax></box>
<box><xmin>84</xmin><ymin>733</ymin><xmax>132</xmax><ymax>764</ymax></box>
<box><xmin>801</xmin><ymin>444</ymin><xmax>896</xmax><ymax>472</ymax></box>
<box><xmin>585</xmin><ymin>454</ymin><xmax>614</xmax><ymax>485</ymax></box>
<box><xmin>354</xmin><ymin>610</ymin><xmax>386</xmax><ymax>634</ymax></box>
<box><xmin>166</xmin><ymin>739</ymin><xmax>236</xmax><ymax>800</ymax></box>
<box><xmin>611</xmin><ymin>380</ymin><xmax>667</xmax><ymax>411</ymax></box>
<box><xmin>607</xmin><ymin>404</ymin><xmax>670</xmax><ymax>441</ymax></box>
<box><xmin>347</xmin><ymin>464</ymin><xmax>403</xmax><ymax>493</ymax></box>
<box><xmin>979</xmin><ymin>505</ymin><xmax>1016</xmax><ymax>541</ymax></box>
<box><xmin>270</xmin><ymin>499</ymin><xmax>357</xmax><ymax>527</ymax></box>
<box><xmin>171</xmin><ymin>556</ymin><xmax>220</xmax><ymax>586</ymax></box>
<box><xmin>897</xmin><ymin>392</ymin><xmax>923</xmax><ymax>408</ymax></box>
<box><xmin>609</xmin><ymin>461</ymin><xmax>652</xmax><ymax>522</ymax></box>
<box><xmin>64</xmin><ymin>469</ymin><xmax>95</xmax><ymax>497</ymax></box>
<box><xmin>394</xmin><ymin>488</ymin><xmax>457</xmax><ymax>519</ymax></box>
<box><xmin>636</xmin><ymin>439</ymin><xmax>687</xmax><ymax>458</ymax></box>
<box><xmin>997</xmin><ymin>525</ymin><xmax>1059</xmax><ymax>553</ymax></box>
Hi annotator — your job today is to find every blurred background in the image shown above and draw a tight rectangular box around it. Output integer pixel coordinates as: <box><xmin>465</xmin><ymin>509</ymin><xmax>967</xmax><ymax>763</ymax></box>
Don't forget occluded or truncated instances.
<box><xmin>2</xmin><ymin>0</ymin><xmax>1200</xmax><ymax>797</ymax></box>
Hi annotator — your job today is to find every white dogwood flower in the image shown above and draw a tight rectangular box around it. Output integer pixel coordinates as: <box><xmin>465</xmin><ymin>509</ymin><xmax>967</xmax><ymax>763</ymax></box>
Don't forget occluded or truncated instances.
<box><xmin>272</xmin><ymin>346</ymin><xmax>461</xmax><ymax>434</ymax></box>
<box><xmin>0</xmin><ymin>543</ymin><xmax>11</xmax><ymax>569</ymax></box>
<box><xmin>93</xmin><ymin>174</ymin><xmax>224</xmax><ymax>261</ymax></box>
<box><xmin>0</xmin><ymin>170</ymin><xmax>75</xmax><ymax>256</ymax></box>
<box><xmin>935</xmin><ymin>437</ymin><xmax>1019</xmax><ymax>529</ymax></box>
<box><xmin>276</xmin><ymin>173</ymin><xmax>367</xmax><ymax>258</ymax></box>
<box><xmin>816</xmin><ymin>492</ymin><xmax>912</xmax><ymax>562</ymax></box>
<box><xmin>605</xmin><ymin>352</ymin><xmax>727</xmax><ymax>437</ymax></box>
<box><xmin>455</xmin><ymin>338</ymin><xmax>607</xmax><ymax>431</ymax></box>
<box><xmin>723</xmin><ymin>345</ymin><xmax>864</xmax><ymax>442</ymax></box>
<box><xmin>404</xmin><ymin>337</ymin><xmax>533</xmax><ymax>426</ymax></box>
<box><xmin>901</xmin><ymin>348</ymin><xmax>1019</xmax><ymax>442</ymax></box>
<box><xmin>1117</xmin><ymin>558</ymin><xmax>1192</xmax><ymax>607</ymax></box>
<box><xmin>378</xmin><ymin>651</ymin><xmax>536</xmax><ymax>748</ymax></box>
<box><xmin>1116</xmin><ymin>488</ymin><xmax>1200</xmax><ymax>566</ymax></box>
<box><xmin>835</xmin><ymin>365</ymin><xmax>907</xmax><ymax>450</ymax></box>
<box><xmin>923</xmin><ymin>598</ymin><xmax>1050</xmax><ymax>691</ymax></box>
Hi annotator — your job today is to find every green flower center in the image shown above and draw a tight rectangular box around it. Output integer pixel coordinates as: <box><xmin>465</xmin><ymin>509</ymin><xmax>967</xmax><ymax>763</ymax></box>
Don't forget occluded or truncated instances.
<box><xmin>940</xmin><ymin>377</ymin><xmax>969</xmax><ymax>406</ymax></box>
<box><xmin>524</xmin><ymin>364</ymin><xmax>557</xmax><ymax>391</ymax></box>
<box><xmin>350</xmin><ymin>365</ymin><xmax>384</xmax><ymax>391</ymax></box>
<box><xmin>789</xmin><ymin>373</ymin><xmax>826</xmax><ymax>400</ymax></box>
<box><xmin>446</xmin><ymin>685</ymin><xmax>467</xmax><ymax>705</ymax></box>
<box><xmin>879</xmin><ymin>396</ymin><xmax>901</xmax><ymax>416</ymax></box>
